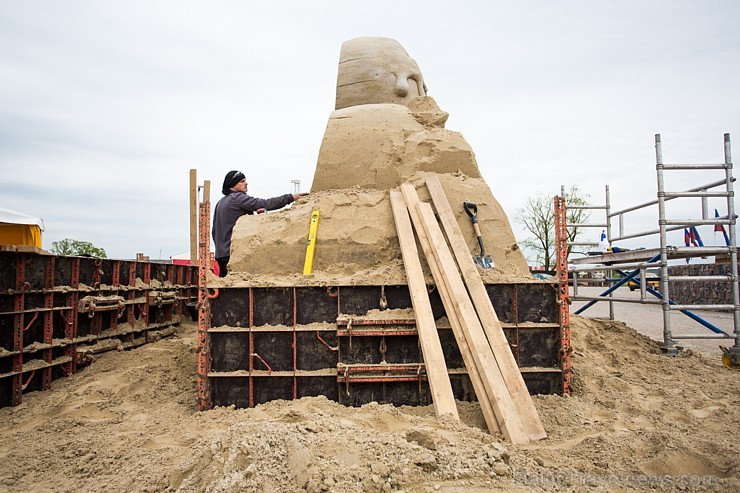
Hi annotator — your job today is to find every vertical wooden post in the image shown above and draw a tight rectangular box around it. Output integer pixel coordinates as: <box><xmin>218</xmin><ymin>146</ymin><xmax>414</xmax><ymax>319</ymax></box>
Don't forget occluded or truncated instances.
<box><xmin>190</xmin><ymin>169</ymin><xmax>198</xmax><ymax>265</ymax></box>
<box><xmin>203</xmin><ymin>180</ymin><xmax>211</xmax><ymax>204</ymax></box>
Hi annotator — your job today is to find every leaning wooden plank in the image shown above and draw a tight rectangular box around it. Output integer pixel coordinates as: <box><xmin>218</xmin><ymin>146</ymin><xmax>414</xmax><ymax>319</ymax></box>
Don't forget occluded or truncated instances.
<box><xmin>389</xmin><ymin>190</ymin><xmax>459</xmax><ymax>420</ymax></box>
<box><xmin>415</xmin><ymin>201</ymin><xmax>529</xmax><ymax>444</ymax></box>
<box><xmin>426</xmin><ymin>175</ymin><xmax>547</xmax><ymax>441</ymax></box>
<box><xmin>402</xmin><ymin>185</ymin><xmax>523</xmax><ymax>442</ymax></box>
<box><xmin>400</xmin><ymin>184</ymin><xmax>502</xmax><ymax>436</ymax></box>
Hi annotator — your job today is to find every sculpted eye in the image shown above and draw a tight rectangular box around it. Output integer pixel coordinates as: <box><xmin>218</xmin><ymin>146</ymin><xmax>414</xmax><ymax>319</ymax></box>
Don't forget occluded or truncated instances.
<box><xmin>409</xmin><ymin>74</ymin><xmax>425</xmax><ymax>96</ymax></box>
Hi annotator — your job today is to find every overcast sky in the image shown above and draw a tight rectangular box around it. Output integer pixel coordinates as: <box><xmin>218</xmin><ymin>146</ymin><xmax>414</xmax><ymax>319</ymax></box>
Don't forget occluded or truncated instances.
<box><xmin>1</xmin><ymin>1</ymin><xmax>738</xmax><ymax>261</ymax></box>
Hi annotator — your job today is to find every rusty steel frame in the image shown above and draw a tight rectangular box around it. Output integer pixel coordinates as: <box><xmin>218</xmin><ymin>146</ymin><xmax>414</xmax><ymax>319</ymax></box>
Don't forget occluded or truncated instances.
<box><xmin>12</xmin><ymin>255</ymin><xmax>25</xmax><ymax>405</ymax></box>
<box><xmin>205</xmin><ymin>284</ymin><xmax>564</xmax><ymax>409</ymax></box>
<box><xmin>0</xmin><ymin>252</ymin><xmax>198</xmax><ymax>408</ymax></box>
<box><xmin>554</xmin><ymin>196</ymin><xmax>574</xmax><ymax>396</ymax></box>
<box><xmin>42</xmin><ymin>256</ymin><xmax>54</xmax><ymax>390</ymax></box>
<box><xmin>197</xmin><ymin>199</ymin><xmax>212</xmax><ymax>411</ymax></box>
<box><xmin>248</xmin><ymin>287</ymin><xmax>254</xmax><ymax>408</ymax></box>
<box><xmin>196</xmin><ymin>195</ymin><xmax>563</xmax><ymax>408</ymax></box>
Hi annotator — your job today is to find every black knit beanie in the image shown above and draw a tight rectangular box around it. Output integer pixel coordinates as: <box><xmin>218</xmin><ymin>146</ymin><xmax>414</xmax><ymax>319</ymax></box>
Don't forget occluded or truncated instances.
<box><xmin>222</xmin><ymin>170</ymin><xmax>245</xmax><ymax>195</ymax></box>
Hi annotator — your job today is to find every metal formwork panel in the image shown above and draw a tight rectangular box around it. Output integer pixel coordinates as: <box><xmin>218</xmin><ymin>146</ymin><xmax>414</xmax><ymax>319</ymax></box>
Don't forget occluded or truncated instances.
<box><xmin>204</xmin><ymin>282</ymin><xmax>566</xmax><ymax>409</ymax></box>
<box><xmin>0</xmin><ymin>251</ymin><xmax>198</xmax><ymax>408</ymax></box>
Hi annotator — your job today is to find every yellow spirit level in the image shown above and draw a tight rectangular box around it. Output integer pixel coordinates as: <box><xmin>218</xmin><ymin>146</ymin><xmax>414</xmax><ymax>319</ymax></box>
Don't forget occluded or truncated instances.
<box><xmin>303</xmin><ymin>210</ymin><xmax>320</xmax><ymax>275</ymax></box>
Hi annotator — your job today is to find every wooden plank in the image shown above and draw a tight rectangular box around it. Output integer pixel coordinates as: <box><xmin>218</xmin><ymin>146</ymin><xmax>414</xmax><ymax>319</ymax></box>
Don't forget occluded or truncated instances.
<box><xmin>426</xmin><ymin>176</ymin><xmax>547</xmax><ymax>441</ymax></box>
<box><xmin>389</xmin><ymin>191</ymin><xmax>458</xmax><ymax>420</ymax></box>
<box><xmin>0</xmin><ymin>245</ymin><xmax>50</xmax><ymax>255</ymax></box>
<box><xmin>414</xmin><ymin>199</ymin><xmax>529</xmax><ymax>443</ymax></box>
<box><xmin>189</xmin><ymin>169</ymin><xmax>198</xmax><ymax>265</ymax></box>
<box><xmin>203</xmin><ymin>180</ymin><xmax>211</xmax><ymax>204</ymax></box>
<box><xmin>400</xmin><ymin>184</ymin><xmax>503</xmax><ymax>437</ymax></box>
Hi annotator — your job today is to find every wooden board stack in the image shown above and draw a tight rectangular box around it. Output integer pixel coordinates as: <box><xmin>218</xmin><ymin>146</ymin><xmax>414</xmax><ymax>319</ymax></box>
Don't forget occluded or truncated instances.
<box><xmin>389</xmin><ymin>177</ymin><xmax>547</xmax><ymax>444</ymax></box>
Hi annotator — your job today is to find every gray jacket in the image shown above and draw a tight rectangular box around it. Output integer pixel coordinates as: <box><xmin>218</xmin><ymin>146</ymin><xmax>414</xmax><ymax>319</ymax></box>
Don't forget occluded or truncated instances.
<box><xmin>212</xmin><ymin>192</ymin><xmax>294</xmax><ymax>258</ymax></box>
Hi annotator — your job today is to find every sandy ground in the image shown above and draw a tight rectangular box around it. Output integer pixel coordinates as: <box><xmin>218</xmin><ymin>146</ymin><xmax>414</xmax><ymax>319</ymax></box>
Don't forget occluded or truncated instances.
<box><xmin>0</xmin><ymin>316</ymin><xmax>737</xmax><ymax>493</ymax></box>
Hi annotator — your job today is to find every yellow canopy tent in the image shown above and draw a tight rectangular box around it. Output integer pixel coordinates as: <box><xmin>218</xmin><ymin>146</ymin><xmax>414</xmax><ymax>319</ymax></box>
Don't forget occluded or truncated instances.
<box><xmin>0</xmin><ymin>207</ymin><xmax>45</xmax><ymax>248</ymax></box>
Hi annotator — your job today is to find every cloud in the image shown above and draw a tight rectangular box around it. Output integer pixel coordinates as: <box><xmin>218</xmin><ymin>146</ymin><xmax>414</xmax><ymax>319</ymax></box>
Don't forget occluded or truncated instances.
<box><xmin>1</xmin><ymin>1</ymin><xmax>738</xmax><ymax>261</ymax></box>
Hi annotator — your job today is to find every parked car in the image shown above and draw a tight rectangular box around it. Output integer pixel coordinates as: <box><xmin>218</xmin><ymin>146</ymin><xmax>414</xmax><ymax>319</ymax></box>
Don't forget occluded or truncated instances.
<box><xmin>628</xmin><ymin>278</ymin><xmax>660</xmax><ymax>291</ymax></box>
<box><xmin>532</xmin><ymin>272</ymin><xmax>554</xmax><ymax>281</ymax></box>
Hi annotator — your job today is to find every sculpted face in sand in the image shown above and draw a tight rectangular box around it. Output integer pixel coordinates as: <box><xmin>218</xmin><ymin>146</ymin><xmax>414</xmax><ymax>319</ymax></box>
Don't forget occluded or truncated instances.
<box><xmin>225</xmin><ymin>37</ymin><xmax>532</xmax><ymax>285</ymax></box>
<box><xmin>336</xmin><ymin>37</ymin><xmax>428</xmax><ymax>110</ymax></box>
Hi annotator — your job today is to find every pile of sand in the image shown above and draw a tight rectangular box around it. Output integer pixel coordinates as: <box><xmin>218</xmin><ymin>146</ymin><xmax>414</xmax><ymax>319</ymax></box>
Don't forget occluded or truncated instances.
<box><xmin>216</xmin><ymin>97</ymin><xmax>532</xmax><ymax>288</ymax></box>
<box><xmin>217</xmin><ymin>171</ymin><xmax>532</xmax><ymax>288</ymax></box>
<box><xmin>0</xmin><ymin>316</ymin><xmax>736</xmax><ymax>492</ymax></box>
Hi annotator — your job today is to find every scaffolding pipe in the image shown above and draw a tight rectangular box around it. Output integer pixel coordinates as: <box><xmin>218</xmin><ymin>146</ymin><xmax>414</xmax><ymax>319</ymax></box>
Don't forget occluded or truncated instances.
<box><xmin>609</xmin><ymin>178</ymin><xmax>730</xmax><ymax>217</ymax></box>
<box><xmin>663</xmin><ymin>191</ymin><xmax>730</xmax><ymax>198</ymax></box>
<box><xmin>611</xmin><ymin>224</ymin><xmax>686</xmax><ymax>242</ymax></box>
<box><xmin>574</xmin><ymin>254</ymin><xmax>661</xmax><ymax>314</ymax></box>
<box><xmin>672</xmin><ymin>335</ymin><xmax>732</xmax><ymax>340</ymax></box>
<box><xmin>669</xmin><ymin>275</ymin><xmax>734</xmax><ymax>282</ymax></box>
<box><xmin>672</xmin><ymin>246</ymin><xmax>733</xmax><ymax>256</ymax></box>
<box><xmin>571</xmin><ymin>296</ymin><xmax>662</xmax><ymax>305</ymax></box>
<box><xmin>671</xmin><ymin>304</ymin><xmax>734</xmax><ymax>311</ymax></box>
<box><xmin>723</xmin><ymin>133</ymin><xmax>740</xmax><ymax>350</ymax></box>
<box><xmin>664</xmin><ymin>219</ymin><xmax>732</xmax><ymax>226</ymax></box>
<box><xmin>606</xmin><ymin>185</ymin><xmax>614</xmax><ymax>320</ymax></box>
<box><xmin>565</xmin><ymin>134</ymin><xmax>738</xmax><ymax>353</ymax></box>
<box><xmin>656</xmin><ymin>134</ymin><xmax>675</xmax><ymax>351</ymax></box>
<box><xmin>661</xmin><ymin>163</ymin><xmax>729</xmax><ymax>170</ymax></box>
<box><xmin>569</xmin><ymin>261</ymin><xmax>662</xmax><ymax>273</ymax></box>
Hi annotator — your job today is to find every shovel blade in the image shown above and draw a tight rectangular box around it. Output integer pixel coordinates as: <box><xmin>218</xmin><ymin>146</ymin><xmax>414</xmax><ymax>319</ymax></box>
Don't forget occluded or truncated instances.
<box><xmin>475</xmin><ymin>255</ymin><xmax>494</xmax><ymax>269</ymax></box>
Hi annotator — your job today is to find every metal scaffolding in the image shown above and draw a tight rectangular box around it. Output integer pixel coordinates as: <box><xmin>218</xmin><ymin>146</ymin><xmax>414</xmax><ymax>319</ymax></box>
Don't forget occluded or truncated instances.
<box><xmin>557</xmin><ymin>133</ymin><xmax>739</xmax><ymax>364</ymax></box>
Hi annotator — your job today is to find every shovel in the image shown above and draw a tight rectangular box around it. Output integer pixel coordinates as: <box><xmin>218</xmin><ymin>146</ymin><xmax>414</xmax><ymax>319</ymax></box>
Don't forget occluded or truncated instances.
<box><xmin>463</xmin><ymin>201</ymin><xmax>494</xmax><ymax>269</ymax></box>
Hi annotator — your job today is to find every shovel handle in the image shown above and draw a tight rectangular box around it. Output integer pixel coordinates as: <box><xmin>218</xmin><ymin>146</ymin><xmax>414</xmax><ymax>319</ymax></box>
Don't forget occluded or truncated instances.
<box><xmin>472</xmin><ymin>224</ymin><xmax>486</xmax><ymax>257</ymax></box>
<box><xmin>463</xmin><ymin>202</ymin><xmax>478</xmax><ymax>222</ymax></box>
<box><xmin>464</xmin><ymin>201</ymin><xmax>487</xmax><ymax>258</ymax></box>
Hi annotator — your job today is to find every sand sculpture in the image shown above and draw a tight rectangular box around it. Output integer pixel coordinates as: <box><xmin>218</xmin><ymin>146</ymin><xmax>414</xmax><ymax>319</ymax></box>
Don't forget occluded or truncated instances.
<box><xmin>218</xmin><ymin>37</ymin><xmax>531</xmax><ymax>287</ymax></box>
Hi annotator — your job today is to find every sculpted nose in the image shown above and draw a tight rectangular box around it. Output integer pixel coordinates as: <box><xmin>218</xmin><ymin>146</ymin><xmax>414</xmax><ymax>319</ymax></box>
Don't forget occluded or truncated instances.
<box><xmin>394</xmin><ymin>74</ymin><xmax>410</xmax><ymax>97</ymax></box>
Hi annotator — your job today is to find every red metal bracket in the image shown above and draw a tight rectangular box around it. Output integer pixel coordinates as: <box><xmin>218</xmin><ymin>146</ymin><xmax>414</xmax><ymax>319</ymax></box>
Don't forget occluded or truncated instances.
<box><xmin>554</xmin><ymin>196</ymin><xmax>573</xmax><ymax>396</ymax></box>
<box><xmin>316</xmin><ymin>331</ymin><xmax>339</xmax><ymax>351</ymax></box>
<box><xmin>251</xmin><ymin>352</ymin><xmax>273</xmax><ymax>374</ymax></box>
<box><xmin>196</xmin><ymin>199</ymin><xmax>212</xmax><ymax>411</ymax></box>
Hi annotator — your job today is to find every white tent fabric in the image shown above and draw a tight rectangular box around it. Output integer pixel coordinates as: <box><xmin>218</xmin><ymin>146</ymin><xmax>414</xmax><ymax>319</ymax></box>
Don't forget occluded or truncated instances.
<box><xmin>0</xmin><ymin>207</ymin><xmax>45</xmax><ymax>230</ymax></box>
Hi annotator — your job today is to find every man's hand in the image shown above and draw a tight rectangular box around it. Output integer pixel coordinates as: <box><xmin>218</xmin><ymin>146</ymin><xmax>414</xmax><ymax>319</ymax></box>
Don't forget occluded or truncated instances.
<box><xmin>256</xmin><ymin>208</ymin><xmax>266</xmax><ymax>214</ymax></box>
<box><xmin>293</xmin><ymin>192</ymin><xmax>309</xmax><ymax>200</ymax></box>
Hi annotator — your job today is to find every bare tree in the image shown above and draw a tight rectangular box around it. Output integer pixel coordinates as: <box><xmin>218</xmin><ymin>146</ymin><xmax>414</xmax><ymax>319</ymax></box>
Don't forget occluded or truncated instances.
<box><xmin>515</xmin><ymin>186</ymin><xmax>590</xmax><ymax>271</ymax></box>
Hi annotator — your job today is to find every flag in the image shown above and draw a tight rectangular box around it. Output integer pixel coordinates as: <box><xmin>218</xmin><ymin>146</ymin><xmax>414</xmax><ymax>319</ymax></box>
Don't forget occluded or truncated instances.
<box><xmin>690</xmin><ymin>226</ymin><xmax>707</xmax><ymax>258</ymax></box>
<box><xmin>684</xmin><ymin>228</ymin><xmax>691</xmax><ymax>263</ymax></box>
<box><xmin>689</xmin><ymin>226</ymin><xmax>703</xmax><ymax>247</ymax></box>
<box><xmin>714</xmin><ymin>209</ymin><xmax>730</xmax><ymax>246</ymax></box>
<box><xmin>598</xmin><ymin>230</ymin><xmax>608</xmax><ymax>252</ymax></box>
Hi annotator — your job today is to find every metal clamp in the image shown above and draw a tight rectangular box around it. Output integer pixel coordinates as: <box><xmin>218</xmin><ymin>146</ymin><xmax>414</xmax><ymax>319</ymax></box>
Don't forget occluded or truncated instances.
<box><xmin>250</xmin><ymin>352</ymin><xmax>273</xmax><ymax>374</ymax></box>
<box><xmin>315</xmin><ymin>331</ymin><xmax>338</xmax><ymax>351</ymax></box>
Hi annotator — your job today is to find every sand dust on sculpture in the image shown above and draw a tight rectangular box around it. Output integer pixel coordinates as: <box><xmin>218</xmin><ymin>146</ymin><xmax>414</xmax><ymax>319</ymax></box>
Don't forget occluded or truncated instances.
<box><xmin>211</xmin><ymin>37</ymin><xmax>530</xmax><ymax>287</ymax></box>
<box><xmin>0</xmin><ymin>316</ymin><xmax>735</xmax><ymax>492</ymax></box>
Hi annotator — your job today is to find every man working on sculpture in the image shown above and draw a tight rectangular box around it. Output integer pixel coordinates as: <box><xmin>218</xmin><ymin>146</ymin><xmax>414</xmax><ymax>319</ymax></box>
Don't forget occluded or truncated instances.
<box><xmin>213</xmin><ymin>170</ymin><xmax>306</xmax><ymax>277</ymax></box>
